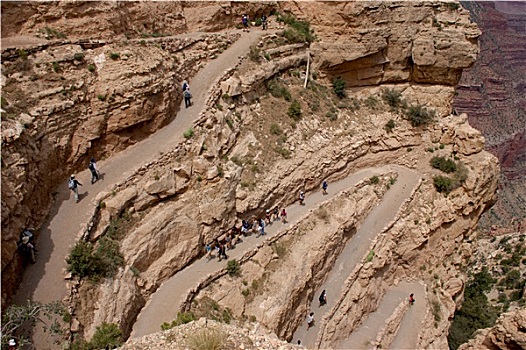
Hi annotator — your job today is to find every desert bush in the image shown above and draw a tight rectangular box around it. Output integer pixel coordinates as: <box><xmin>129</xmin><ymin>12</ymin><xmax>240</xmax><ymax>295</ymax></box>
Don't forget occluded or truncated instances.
<box><xmin>183</xmin><ymin>128</ymin><xmax>194</xmax><ymax>139</ymax></box>
<box><xmin>433</xmin><ymin>175</ymin><xmax>454</xmax><ymax>193</ymax></box>
<box><xmin>109</xmin><ymin>52</ymin><xmax>120</xmax><ymax>60</ymax></box>
<box><xmin>161</xmin><ymin>312</ymin><xmax>196</xmax><ymax>330</ymax></box>
<box><xmin>88</xmin><ymin>64</ymin><xmax>96</xmax><ymax>73</ymax></box>
<box><xmin>332</xmin><ymin>77</ymin><xmax>346</xmax><ymax>98</ymax></box>
<box><xmin>370</xmin><ymin>175</ymin><xmax>380</xmax><ymax>185</ymax></box>
<box><xmin>187</xmin><ymin>328</ymin><xmax>224</xmax><ymax>350</ymax></box>
<box><xmin>270</xmin><ymin>123</ymin><xmax>282</xmax><ymax>135</ymax></box>
<box><xmin>381</xmin><ymin>88</ymin><xmax>402</xmax><ymax>109</ymax></box>
<box><xmin>430</xmin><ymin>156</ymin><xmax>457</xmax><ymax>173</ymax></box>
<box><xmin>90</xmin><ymin>322</ymin><xmax>122</xmax><ymax>349</ymax></box>
<box><xmin>280</xmin><ymin>14</ymin><xmax>315</xmax><ymax>43</ymax></box>
<box><xmin>74</xmin><ymin>53</ymin><xmax>84</xmax><ymax>61</ymax></box>
<box><xmin>266</xmin><ymin>79</ymin><xmax>291</xmax><ymax>101</ymax></box>
<box><xmin>366</xmin><ymin>250</ymin><xmax>375</xmax><ymax>262</ymax></box>
<box><xmin>406</xmin><ymin>104</ymin><xmax>435</xmax><ymax>127</ymax></box>
<box><xmin>52</xmin><ymin>62</ymin><xmax>60</xmax><ymax>73</ymax></box>
<box><xmin>226</xmin><ymin>259</ymin><xmax>241</xmax><ymax>277</ymax></box>
<box><xmin>448</xmin><ymin>267</ymin><xmax>499</xmax><ymax>350</ymax></box>
<box><xmin>287</xmin><ymin>100</ymin><xmax>302</xmax><ymax>121</ymax></box>
<box><xmin>385</xmin><ymin>119</ymin><xmax>395</xmax><ymax>132</ymax></box>
<box><xmin>66</xmin><ymin>241</ymin><xmax>100</xmax><ymax>278</ymax></box>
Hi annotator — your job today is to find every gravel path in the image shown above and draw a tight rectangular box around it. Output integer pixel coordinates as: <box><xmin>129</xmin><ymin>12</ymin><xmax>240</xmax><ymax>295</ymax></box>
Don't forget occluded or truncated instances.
<box><xmin>10</xmin><ymin>29</ymin><xmax>265</xmax><ymax>349</ymax></box>
<box><xmin>336</xmin><ymin>280</ymin><xmax>426</xmax><ymax>349</ymax></box>
<box><xmin>292</xmin><ymin>166</ymin><xmax>421</xmax><ymax>348</ymax></box>
<box><xmin>131</xmin><ymin>166</ymin><xmax>398</xmax><ymax>338</ymax></box>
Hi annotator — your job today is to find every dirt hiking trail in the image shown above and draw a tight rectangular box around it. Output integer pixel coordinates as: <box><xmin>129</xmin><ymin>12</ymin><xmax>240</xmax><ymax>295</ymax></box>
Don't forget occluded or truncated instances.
<box><xmin>10</xmin><ymin>30</ymin><xmax>265</xmax><ymax>349</ymax></box>
<box><xmin>292</xmin><ymin>167</ymin><xmax>421</xmax><ymax>348</ymax></box>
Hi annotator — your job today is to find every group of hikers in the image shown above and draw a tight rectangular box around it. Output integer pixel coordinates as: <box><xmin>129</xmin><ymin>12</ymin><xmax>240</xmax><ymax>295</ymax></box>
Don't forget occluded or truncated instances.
<box><xmin>68</xmin><ymin>158</ymin><xmax>100</xmax><ymax>203</ymax></box>
<box><xmin>241</xmin><ymin>13</ymin><xmax>268</xmax><ymax>32</ymax></box>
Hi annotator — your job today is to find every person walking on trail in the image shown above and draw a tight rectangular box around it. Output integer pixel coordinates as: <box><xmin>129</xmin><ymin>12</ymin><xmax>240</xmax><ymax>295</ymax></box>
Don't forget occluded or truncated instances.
<box><xmin>88</xmin><ymin>158</ymin><xmax>99</xmax><ymax>184</ymax></box>
<box><xmin>299</xmin><ymin>190</ymin><xmax>305</xmax><ymax>205</ymax></box>
<box><xmin>257</xmin><ymin>218</ymin><xmax>265</xmax><ymax>237</ymax></box>
<box><xmin>261</xmin><ymin>14</ymin><xmax>268</xmax><ymax>30</ymax></box>
<box><xmin>242</xmin><ymin>14</ymin><xmax>249</xmax><ymax>32</ymax></box>
<box><xmin>281</xmin><ymin>208</ymin><xmax>288</xmax><ymax>223</ymax></box>
<box><xmin>183</xmin><ymin>87</ymin><xmax>192</xmax><ymax>108</ymax></box>
<box><xmin>68</xmin><ymin>175</ymin><xmax>82</xmax><ymax>203</ymax></box>
<box><xmin>306</xmin><ymin>312</ymin><xmax>315</xmax><ymax>329</ymax></box>
<box><xmin>409</xmin><ymin>293</ymin><xmax>415</xmax><ymax>305</ymax></box>
<box><xmin>322</xmin><ymin>180</ymin><xmax>328</xmax><ymax>195</ymax></box>
<box><xmin>273</xmin><ymin>206</ymin><xmax>280</xmax><ymax>222</ymax></box>
<box><xmin>319</xmin><ymin>290</ymin><xmax>327</xmax><ymax>306</ymax></box>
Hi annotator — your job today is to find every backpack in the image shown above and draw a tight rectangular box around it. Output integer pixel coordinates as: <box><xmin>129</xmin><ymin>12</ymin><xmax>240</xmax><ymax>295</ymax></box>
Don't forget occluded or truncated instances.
<box><xmin>88</xmin><ymin>162</ymin><xmax>95</xmax><ymax>172</ymax></box>
<box><xmin>68</xmin><ymin>179</ymin><xmax>75</xmax><ymax>189</ymax></box>
<box><xmin>184</xmin><ymin>90</ymin><xmax>192</xmax><ymax>98</ymax></box>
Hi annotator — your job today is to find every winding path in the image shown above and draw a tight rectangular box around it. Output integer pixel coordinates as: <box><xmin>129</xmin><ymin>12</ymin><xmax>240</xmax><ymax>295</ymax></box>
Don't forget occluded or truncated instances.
<box><xmin>292</xmin><ymin>167</ymin><xmax>421</xmax><ymax>348</ymax></box>
<box><xmin>11</xmin><ymin>30</ymin><xmax>265</xmax><ymax>348</ymax></box>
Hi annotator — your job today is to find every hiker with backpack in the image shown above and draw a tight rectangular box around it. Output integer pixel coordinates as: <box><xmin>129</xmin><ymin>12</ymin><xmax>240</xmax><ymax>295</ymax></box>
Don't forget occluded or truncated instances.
<box><xmin>242</xmin><ymin>14</ymin><xmax>249</xmax><ymax>32</ymax></box>
<box><xmin>88</xmin><ymin>158</ymin><xmax>100</xmax><ymax>184</ymax></box>
<box><xmin>183</xmin><ymin>87</ymin><xmax>192</xmax><ymax>108</ymax></box>
<box><xmin>68</xmin><ymin>175</ymin><xmax>82</xmax><ymax>203</ymax></box>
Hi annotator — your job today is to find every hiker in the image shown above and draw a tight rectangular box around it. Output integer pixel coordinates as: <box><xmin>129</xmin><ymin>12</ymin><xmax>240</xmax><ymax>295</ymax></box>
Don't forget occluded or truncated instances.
<box><xmin>281</xmin><ymin>208</ymin><xmax>288</xmax><ymax>223</ymax></box>
<box><xmin>261</xmin><ymin>14</ymin><xmax>268</xmax><ymax>30</ymax></box>
<box><xmin>241</xmin><ymin>219</ymin><xmax>250</xmax><ymax>236</ymax></box>
<box><xmin>88</xmin><ymin>158</ymin><xmax>100</xmax><ymax>184</ymax></box>
<box><xmin>299</xmin><ymin>190</ymin><xmax>305</xmax><ymax>205</ymax></box>
<box><xmin>306</xmin><ymin>312</ymin><xmax>315</xmax><ymax>329</ymax></box>
<box><xmin>322</xmin><ymin>180</ymin><xmax>328</xmax><ymax>195</ymax></box>
<box><xmin>257</xmin><ymin>218</ymin><xmax>265</xmax><ymax>237</ymax></box>
<box><xmin>183</xmin><ymin>87</ymin><xmax>192</xmax><ymax>108</ymax></box>
<box><xmin>242</xmin><ymin>14</ymin><xmax>249</xmax><ymax>32</ymax></box>
<box><xmin>218</xmin><ymin>243</ymin><xmax>228</xmax><ymax>261</ymax></box>
<box><xmin>18</xmin><ymin>228</ymin><xmax>37</xmax><ymax>264</ymax></box>
<box><xmin>205</xmin><ymin>242</ymin><xmax>214</xmax><ymax>262</ymax></box>
<box><xmin>319</xmin><ymin>290</ymin><xmax>327</xmax><ymax>306</ymax></box>
<box><xmin>68</xmin><ymin>175</ymin><xmax>82</xmax><ymax>203</ymax></box>
<box><xmin>273</xmin><ymin>206</ymin><xmax>280</xmax><ymax>221</ymax></box>
<box><xmin>265</xmin><ymin>209</ymin><xmax>272</xmax><ymax>224</ymax></box>
<box><xmin>409</xmin><ymin>293</ymin><xmax>415</xmax><ymax>305</ymax></box>
<box><xmin>182</xmin><ymin>80</ymin><xmax>189</xmax><ymax>92</ymax></box>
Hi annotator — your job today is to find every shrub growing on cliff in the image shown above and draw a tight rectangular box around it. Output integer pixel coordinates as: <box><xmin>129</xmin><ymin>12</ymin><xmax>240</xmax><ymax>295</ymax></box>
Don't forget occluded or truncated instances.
<box><xmin>381</xmin><ymin>88</ymin><xmax>403</xmax><ymax>109</ymax></box>
<box><xmin>226</xmin><ymin>259</ymin><xmax>241</xmax><ymax>277</ymax></box>
<box><xmin>67</xmin><ymin>241</ymin><xmax>100</xmax><ymax>278</ymax></box>
<box><xmin>249</xmin><ymin>45</ymin><xmax>261</xmax><ymax>62</ymax></box>
<box><xmin>332</xmin><ymin>77</ymin><xmax>347</xmax><ymax>98</ymax></box>
<box><xmin>406</xmin><ymin>104</ymin><xmax>435</xmax><ymax>127</ymax></box>
<box><xmin>187</xmin><ymin>327</ymin><xmax>224</xmax><ymax>350</ymax></box>
<box><xmin>448</xmin><ymin>267</ymin><xmax>499</xmax><ymax>349</ymax></box>
<box><xmin>430</xmin><ymin>156</ymin><xmax>457</xmax><ymax>173</ymax></box>
<box><xmin>90</xmin><ymin>322</ymin><xmax>122</xmax><ymax>349</ymax></box>
<box><xmin>278</xmin><ymin>12</ymin><xmax>315</xmax><ymax>43</ymax></box>
<box><xmin>183</xmin><ymin>128</ymin><xmax>194</xmax><ymax>139</ymax></box>
<box><xmin>266</xmin><ymin>79</ymin><xmax>291</xmax><ymax>101</ymax></box>
<box><xmin>385</xmin><ymin>119</ymin><xmax>395</xmax><ymax>133</ymax></box>
<box><xmin>433</xmin><ymin>175</ymin><xmax>454</xmax><ymax>193</ymax></box>
<box><xmin>287</xmin><ymin>100</ymin><xmax>302</xmax><ymax>121</ymax></box>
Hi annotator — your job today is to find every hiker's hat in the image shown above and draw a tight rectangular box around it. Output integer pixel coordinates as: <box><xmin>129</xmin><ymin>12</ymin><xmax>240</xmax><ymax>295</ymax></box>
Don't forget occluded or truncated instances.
<box><xmin>71</xmin><ymin>174</ymin><xmax>75</xmax><ymax>178</ymax></box>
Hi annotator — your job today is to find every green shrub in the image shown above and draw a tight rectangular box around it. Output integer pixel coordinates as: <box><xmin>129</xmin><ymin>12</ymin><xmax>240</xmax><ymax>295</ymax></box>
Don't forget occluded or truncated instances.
<box><xmin>230</xmin><ymin>156</ymin><xmax>242</xmax><ymax>166</ymax></box>
<box><xmin>448</xmin><ymin>267</ymin><xmax>499</xmax><ymax>349</ymax></box>
<box><xmin>366</xmin><ymin>250</ymin><xmax>375</xmax><ymax>262</ymax></box>
<box><xmin>183</xmin><ymin>128</ymin><xmax>194</xmax><ymax>139</ymax></box>
<box><xmin>161</xmin><ymin>312</ymin><xmax>196</xmax><ymax>330</ymax></box>
<box><xmin>66</xmin><ymin>241</ymin><xmax>99</xmax><ymax>278</ymax></box>
<box><xmin>332</xmin><ymin>77</ymin><xmax>346</xmax><ymax>98</ymax></box>
<box><xmin>385</xmin><ymin>119</ymin><xmax>395</xmax><ymax>132</ymax></box>
<box><xmin>16</xmin><ymin>49</ymin><xmax>29</xmax><ymax>60</ymax></box>
<box><xmin>95</xmin><ymin>236</ymin><xmax>124</xmax><ymax>278</ymax></box>
<box><xmin>109</xmin><ymin>52</ymin><xmax>120</xmax><ymax>60</ymax></box>
<box><xmin>52</xmin><ymin>62</ymin><xmax>60</xmax><ymax>73</ymax></box>
<box><xmin>370</xmin><ymin>175</ymin><xmax>380</xmax><ymax>185</ymax></box>
<box><xmin>216</xmin><ymin>165</ymin><xmax>224</xmax><ymax>178</ymax></box>
<box><xmin>406</xmin><ymin>104</ymin><xmax>435</xmax><ymax>127</ymax></box>
<box><xmin>381</xmin><ymin>88</ymin><xmax>402</xmax><ymax>109</ymax></box>
<box><xmin>325</xmin><ymin>109</ymin><xmax>337</xmax><ymax>121</ymax></box>
<box><xmin>433</xmin><ymin>175</ymin><xmax>454</xmax><ymax>193</ymax></box>
<box><xmin>90</xmin><ymin>322</ymin><xmax>122</xmax><ymax>349</ymax></box>
<box><xmin>97</xmin><ymin>94</ymin><xmax>106</xmax><ymax>101</ymax></box>
<box><xmin>88</xmin><ymin>64</ymin><xmax>96</xmax><ymax>73</ymax></box>
<box><xmin>287</xmin><ymin>100</ymin><xmax>302</xmax><ymax>121</ymax></box>
<box><xmin>276</xmin><ymin>147</ymin><xmax>292</xmax><ymax>159</ymax></box>
<box><xmin>140</xmin><ymin>40</ymin><xmax>146</xmax><ymax>46</ymax></box>
<box><xmin>226</xmin><ymin>259</ymin><xmax>241</xmax><ymax>277</ymax></box>
<box><xmin>74</xmin><ymin>53</ymin><xmax>84</xmax><ymax>61</ymax></box>
<box><xmin>281</xmin><ymin>16</ymin><xmax>315</xmax><ymax>43</ymax></box>
<box><xmin>430</xmin><ymin>156</ymin><xmax>457</xmax><ymax>173</ymax></box>
<box><xmin>445</xmin><ymin>2</ymin><xmax>460</xmax><ymax>11</ymax></box>
<box><xmin>266</xmin><ymin>79</ymin><xmax>291</xmax><ymax>101</ymax></box>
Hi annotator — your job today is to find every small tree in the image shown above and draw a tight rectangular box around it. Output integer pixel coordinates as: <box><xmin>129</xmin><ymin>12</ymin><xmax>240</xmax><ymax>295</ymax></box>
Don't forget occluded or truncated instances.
<box><xmin>287</xmin><ymin>100</ymin><xmax>302</xmax><ymax>121</ymax></box>
<box><xmin>226</xmin><ymin>259</ymin><xmax>241</xmax><ymax>277</ymax></box>
<box><xmin>332</xmin><ymin>77</ymin><xmax>346</xmax><ymax>98</ymax></box>
<box><xmin>90</xmin><ymin>322</ymin><xmax>123</xmax><ymax>349</ymax></box>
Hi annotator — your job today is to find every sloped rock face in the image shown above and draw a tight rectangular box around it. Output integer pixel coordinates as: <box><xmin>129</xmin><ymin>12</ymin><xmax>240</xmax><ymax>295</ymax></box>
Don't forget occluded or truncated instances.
<box><xmin>281</xmin><ymin>1</ymin><xmax>480</xmax><ymax>86</ymax></box>
<box><xmin>0</xmin><ymin>31</ymin><xmax>238</xmax><ymax>304</ymax></box>
<box><xmin>453</xmin><ymin>1</ymin><xmax>526</xmax><ymax>232</ymax></box>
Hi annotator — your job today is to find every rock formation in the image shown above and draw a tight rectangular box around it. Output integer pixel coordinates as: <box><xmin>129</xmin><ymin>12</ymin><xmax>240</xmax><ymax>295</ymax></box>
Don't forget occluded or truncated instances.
<box><xmin>0</xmin><ymin>1</ymin><xmax>509</xmax><ymax>350</ymax></box>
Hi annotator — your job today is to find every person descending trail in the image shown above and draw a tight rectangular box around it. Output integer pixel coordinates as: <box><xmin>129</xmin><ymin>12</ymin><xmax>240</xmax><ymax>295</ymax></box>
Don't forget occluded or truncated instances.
<box><xmin>242</xmin><ymin>14</ymin><xmax>249</xmax><ymax>32</ymax></box>
<box><xmin>299</xmin><ymin>190</ymin><xmax>305</xmax><ymax>205</ymax></box>
<box><xmin>88</xmin><ymin>158</ymin><xmax>100</xmax><ymax>184</ymax></box>
<box><xmin>182</xmin><ymin>80</ymin><xmax>189</xmax><ymax>92</ymax></box>
<box><xmin>183</xmin><ymin>87</ymin><xmax>192</xmax><ymax>108</ymax></box>
<box><xmin>319</xmin><ymin>290</ymin><xmax>327</xmax><ymax>306</ymax></box>
<box><xmin>322</xmin><ymin>180</ymin><xmax>328</xmax><ymax>195</ymax></box>
<box><xmin>68</xmin><ymin>175</ymin><xmax>82</xmax><ymax>203</ymax></box>
<box><xmin>281</xmin><ymin>208</ymin><xmax>288</xmax><ymax>223</ymax></box>
<box><xmin>409</xmin><ymin>293</ymin><xmax>415</xmax><ymax>305</ymax></box>
<box><xmin>261</xmin><ymin>14</ymin><xmax>268</xmax><ymax>30</ymax></box>
<box><xmin>307</xmin><ymin>312</ymin><xmax>315</xmax><ymax>329</ymax></box>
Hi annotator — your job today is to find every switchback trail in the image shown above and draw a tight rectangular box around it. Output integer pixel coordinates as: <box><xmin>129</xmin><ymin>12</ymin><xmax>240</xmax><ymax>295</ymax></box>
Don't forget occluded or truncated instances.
<box><xmin>131</xmin><ymin>165</ymin><xmax>417</xmax><ymax>338</ymax></box>
<box><xmin>11</xmin><ymin>30</ymin><xmax>264</xmax><ymax>348</ymax></box>
<box><xmin>292</xmin><ymin>167</ymin><xmax>421</xmax><ymax>348</ymax></box>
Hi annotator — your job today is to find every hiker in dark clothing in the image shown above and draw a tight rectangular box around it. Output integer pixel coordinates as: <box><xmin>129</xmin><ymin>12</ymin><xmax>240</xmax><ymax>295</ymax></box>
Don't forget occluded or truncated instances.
<box><xmin>184</xmin><ymin>87</ymin><xmax>192</xmax><ymax>108</ymax></box>
<box><xmin>89</xmin><ymin>158</ymin><xmax>99</xmax><ymax>184</ymax></box>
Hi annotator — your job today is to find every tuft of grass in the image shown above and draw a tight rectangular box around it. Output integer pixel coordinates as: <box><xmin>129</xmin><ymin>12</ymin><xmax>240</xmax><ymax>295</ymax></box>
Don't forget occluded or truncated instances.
<box><xmin>183</xmin><ymin>128</ymin><xmax>194</xmax><ymax>139</ymax></box>
<box><xmin>366</xmin><ymin>250</ymin><xmax>375</xmax><ymax>263</ymax></box>
<box><xmin>270</xmin><ymin>123</ymin><xmax>283</xmax><ymax>136</ymax></box>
